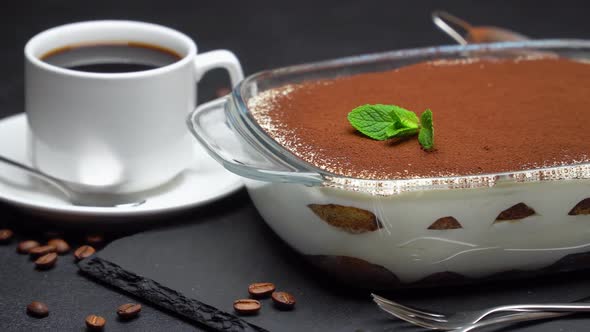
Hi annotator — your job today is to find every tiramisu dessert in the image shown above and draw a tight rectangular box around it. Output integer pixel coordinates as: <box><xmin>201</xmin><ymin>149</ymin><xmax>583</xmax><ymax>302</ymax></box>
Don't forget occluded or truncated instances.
<box><xmin>165</xmin><ymin>42</ymin><xmax>590</xmax><ymax>289</ymax></box>
<box><xmin>237</xmin><ymin>55</ymin><xmax>590</xmax><ymax>288</ymax></box>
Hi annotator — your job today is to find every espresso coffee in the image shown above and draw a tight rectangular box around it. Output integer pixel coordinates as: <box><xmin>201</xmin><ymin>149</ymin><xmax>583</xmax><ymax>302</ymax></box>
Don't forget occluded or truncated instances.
<box><xmin>41</xmin><ymin>42</ymin><xmax>182</xmax><ymax>73</ymax></box>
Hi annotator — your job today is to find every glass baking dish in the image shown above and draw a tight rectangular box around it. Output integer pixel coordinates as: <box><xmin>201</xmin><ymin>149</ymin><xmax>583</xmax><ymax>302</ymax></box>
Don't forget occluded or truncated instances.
<box><xmin>189</xmin><ymin>40</ymin><xmax>590</xmax><ymax>288</ymax></box>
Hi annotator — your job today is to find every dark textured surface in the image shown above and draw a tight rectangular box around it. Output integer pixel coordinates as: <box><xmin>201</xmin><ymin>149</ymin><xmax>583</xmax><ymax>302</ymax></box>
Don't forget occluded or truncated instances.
<box><xmin>0</xmin><ymin>225</ymin><xmax>199</xmax><ymax>331</ymax></box>
<box><xmin>80</xmin><ymin>257</ymin><xmax>268</xmax><ymax>332</ymax></box>
<box><xmin>1</xmin><ymin>1</ymin><xmax>590</xmax><ymax>331</ymax></box>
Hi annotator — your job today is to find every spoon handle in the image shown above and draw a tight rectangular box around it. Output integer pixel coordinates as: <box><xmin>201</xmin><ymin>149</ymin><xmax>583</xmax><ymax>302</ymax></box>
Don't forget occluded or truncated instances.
<box><xmin>0</xmin><ymin>154</ymin><xmax>71</xmax><ymax>198</ymax></box>
<box><xmin>432</xmin><ymin>10</ymin><xmax>528</xmax><ymax>45</ymax></box>
<box><xmin>432</xmin><ymin>10</ymin><xmax>473</xmax><ymax>45</ymax></box>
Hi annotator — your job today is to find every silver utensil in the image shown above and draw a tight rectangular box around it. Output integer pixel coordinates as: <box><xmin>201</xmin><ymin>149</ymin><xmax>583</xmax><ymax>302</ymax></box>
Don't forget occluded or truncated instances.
<box><xmin>372</xmin><ymin>293</ymin><xmax>590</xmax><ymax>330</ymax></box>
<box><xmin>0</xmin><ymin>154</ymin><xmax>146</xmax><ymax>207</ymax></box>
<box><xmin>432</xmin><ymin>10</ymin><xmax>529</xmax><ymax>45</ymax></box>
<box><xmin>455</xmin><ymin>311</ymin><xmax>572</xmax><ymax>332</ymax></box>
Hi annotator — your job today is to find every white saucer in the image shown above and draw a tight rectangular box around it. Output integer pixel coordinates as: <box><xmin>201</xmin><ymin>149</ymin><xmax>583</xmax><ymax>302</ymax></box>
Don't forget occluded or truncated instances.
<box><xmin>0</xmin><ymin>113</ymin><xmax>243</xmax><ymax>220</ymax></box>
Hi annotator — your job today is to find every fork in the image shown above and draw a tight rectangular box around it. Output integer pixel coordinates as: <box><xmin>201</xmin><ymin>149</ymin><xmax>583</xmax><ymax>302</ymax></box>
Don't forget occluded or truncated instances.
<box><xmin>372</xmin><ymin>293</ymin><xmax>590</xmax><ymax>330</ymax></box>
<box><xmin>455</xmin><ymin>311</ymin><xmax>572</xmax><ymax>332</ymax></box>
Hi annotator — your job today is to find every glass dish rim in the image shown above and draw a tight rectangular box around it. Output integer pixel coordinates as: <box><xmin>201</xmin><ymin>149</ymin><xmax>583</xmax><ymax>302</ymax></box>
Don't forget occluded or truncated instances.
<box><xmin>231</xmin><ymin>39</ymin><xmax>590</xmax><ymax>195</ymax></box>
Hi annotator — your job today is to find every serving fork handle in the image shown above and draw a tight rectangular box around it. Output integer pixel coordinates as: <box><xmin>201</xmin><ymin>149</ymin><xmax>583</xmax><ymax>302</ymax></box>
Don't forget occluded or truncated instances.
<box><xmin>457</xmin><ymin>311</ymin><xmax>573</xmax><ymax>332</ymax></box>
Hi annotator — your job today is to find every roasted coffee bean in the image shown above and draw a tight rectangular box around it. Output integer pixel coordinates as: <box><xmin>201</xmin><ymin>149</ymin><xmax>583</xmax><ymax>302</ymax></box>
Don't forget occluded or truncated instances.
<box><xmin>248</xmin><ymin>282</ymin><xmax>276</xmax><ymax>298</ymax></box>
<box><xmin>29</xmin><ymin>245</ymin><xmax>57</xmax><ymax>258</ymax></box>
<box><xmin>233</xmin><ymin>299</ymin><xmax>261</xmax><ymax>315</ymax></box>
<box><xmin>85</xmin><ymin>234</ymin><xmax>104</xmax><ymax>246</ymax></box>
<box><xmin>271</xmin><ymin>291</ymin><xmax>296</xmax><ymax>310</ymax></box>
<box><xmin>26</xmin><ymin>301</ymin><xmax>49</xmax><ymax>318</ymax></box>
<box><xmin>74</xmin><ymin>245</ymin><xmax>95</xmax><ymax>261</ymax></box>
<box><xmin>35</xmin><ymin>252</ymin><xmax>57</xmax><ymax>269</ymax></box>
<box><xmin>85</xmin><ymin>314</ymin><xmax>106</xmax><ymax>330</ymax></box>
<box><xmin>0</xmin><ymin>229</ymin><xmax>13</xmax><ymax>243</ymax></box>
<box><xmin>17</xmin><ymin>240</ymin><xmax>41</xmax><ymax>254</ymax></box>
<box><xmin>47</xmin><ymin>238</ymin><xmax>70</xmax><ymax>254</ymax></box>
<box><xmin>117</xmin><ymin>303</ymin><xmax>142</xmax><ymax>319</ymax></box>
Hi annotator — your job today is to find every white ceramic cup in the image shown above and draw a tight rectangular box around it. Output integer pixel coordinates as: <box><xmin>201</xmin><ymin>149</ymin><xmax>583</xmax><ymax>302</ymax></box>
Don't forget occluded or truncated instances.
<box><xmin>24</xmin><ymin>20</ymin><xmax>243</xmax><ymax>194</ymax></box>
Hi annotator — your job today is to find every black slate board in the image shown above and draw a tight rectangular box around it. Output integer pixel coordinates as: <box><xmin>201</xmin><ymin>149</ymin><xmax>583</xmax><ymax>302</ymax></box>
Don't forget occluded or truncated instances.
<box><xmin>80</xmin><ymin>196</ymin><xmax>590</xmax><ymax>332</ymax></box>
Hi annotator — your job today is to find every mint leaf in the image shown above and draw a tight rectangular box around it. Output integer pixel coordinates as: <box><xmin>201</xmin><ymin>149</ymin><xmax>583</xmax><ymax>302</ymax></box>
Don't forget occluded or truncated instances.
<box><xmin>385</xmin><ymin>126</ymin><xmax>420</xmax><ymax>138</ymax></box>
<box><xmin>418</xmin><ymin>109</ymin><xmax>434</xmax><ymax>150</ymax></box>
<box><xmin>348</xmin><ymin>104</ymin><xmax>435</xmax><ymax>152</ymax></box>
<box><xmin>347</xmin><ymin>104</ymin><xmax>397</xmax><ymax>140</ymax></box>
<box><xmin>390</xmin><ymin>105</ymin><xmax>419</xmax><ymax>130</ymax></box>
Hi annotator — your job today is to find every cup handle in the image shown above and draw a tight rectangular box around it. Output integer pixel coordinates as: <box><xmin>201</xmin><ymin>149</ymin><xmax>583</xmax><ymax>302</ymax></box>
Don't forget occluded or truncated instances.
<box><xmin>193</xmin><ymin>50</ymin><xmax>244</xmax><ymax>87</ymax></box>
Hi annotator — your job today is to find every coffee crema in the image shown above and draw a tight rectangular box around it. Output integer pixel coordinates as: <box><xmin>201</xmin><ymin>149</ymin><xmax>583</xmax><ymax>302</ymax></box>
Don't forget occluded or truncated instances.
<box><xmin>40</xmin><ymin>42</ymin><xmax>182</xmax><ymax>73</ymax></box>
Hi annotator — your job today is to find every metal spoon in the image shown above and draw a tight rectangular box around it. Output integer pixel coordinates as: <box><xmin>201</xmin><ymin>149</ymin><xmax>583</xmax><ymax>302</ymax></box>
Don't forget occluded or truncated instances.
<box><xmin>432</xmin><ymin>10</ymin><xmax>529</xmax><ymax>45</ymax></box>
<box><xmin>0</xmin><ymin>154</ymin><xmax>146</xmax><ymax>207</ymax></box>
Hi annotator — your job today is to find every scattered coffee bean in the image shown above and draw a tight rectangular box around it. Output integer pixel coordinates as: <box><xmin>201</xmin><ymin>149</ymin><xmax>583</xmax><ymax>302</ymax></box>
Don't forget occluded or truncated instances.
<box><xmin>35</xmin><ymin>252</ymin><xmax>58</xmax><ymax>269</ymax></box>
<box><xmin>26</xmin><ymin>301</ymin><xmax>49</xmax><ymax>318</ymax></box>
<box><xmin>17</xmin><ymin>240</ymin><xmax>41</xmax><ymax>254</ymax></box>
<box><xmin>85</xmin><ymin>314</ymin><xmax>106</xmax><ymax>330</ymax></box>
<box><xmin>85</xmin><ymin>234</ymin><xmax>104</xmax><ymax>246</ymax></box>
<box><xmin>0</xmin><ymin>229</ymin><xmax>14</xmax><ymax>243</ymax></box>
<box><xmin>47</xmin><ymin>238</ymin><xmax>70</xmax><ymax>254</ymax></box>
<box><xmin>248</xmin><ymin>282</ymin><xmax>276</xmax><ymax>298</ymax></box>
<box><xmin>74</xmin><ymin>245</ymin><xmax>95</xmax><ymax>261</ymax></box>
<box><xmin>29</xmin><ymin>245</ymin><xmax>57</xmax><ymax>258</ymax></box>
<box><xmin>233</xmin><ymin>299</ymin><xmax>261</xmax><ymax>315</ymax></box>
<box><xmin>117</xmin><ymin>303</ymin><xmax>142</xmax><ymax>319</ymax></box>
<box><xmin>271</xmin><ymin>291</ymin><xmax>296</xmax><ymax>310</ymax></box>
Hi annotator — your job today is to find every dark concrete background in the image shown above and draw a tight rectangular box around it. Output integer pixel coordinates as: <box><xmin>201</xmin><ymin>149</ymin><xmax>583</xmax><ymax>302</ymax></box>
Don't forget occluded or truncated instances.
<box><xmin>0</xmin><ymin>1</ymin><xmax>589</xmax><ymax>331</ymax></box>
<box><xmin>1</xmin><ymin>0</ymin><xmax>589</xmax><ymax>116</ymax></box>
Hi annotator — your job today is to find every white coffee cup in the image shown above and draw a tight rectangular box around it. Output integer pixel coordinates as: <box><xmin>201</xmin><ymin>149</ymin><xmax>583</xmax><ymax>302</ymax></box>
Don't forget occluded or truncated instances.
<box><xmin>24</xmin><ymin>20</ymin><xmax>243</xmax><ymax>194</ymax></box>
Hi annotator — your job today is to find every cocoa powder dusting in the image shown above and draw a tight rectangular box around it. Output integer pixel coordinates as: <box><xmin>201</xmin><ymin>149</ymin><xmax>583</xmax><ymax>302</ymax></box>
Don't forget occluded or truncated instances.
<box><xmin>249</xmin><ymin>58</ymin><xmax>590</xmax><ymax>179</ymax></box>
